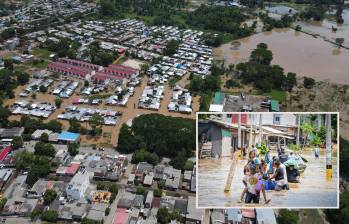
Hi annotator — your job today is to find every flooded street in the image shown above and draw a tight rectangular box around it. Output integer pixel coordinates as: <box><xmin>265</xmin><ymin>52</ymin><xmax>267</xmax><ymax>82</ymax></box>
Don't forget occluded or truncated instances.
<box><xmin>198</xmin><ymin>150</ymin><xmax>338</xmax><ymax>208</ymax></box>
<box><xmin>214</xmin><ymin>28</ymin><xmax>349</xmax><ymax>84</ymax></box>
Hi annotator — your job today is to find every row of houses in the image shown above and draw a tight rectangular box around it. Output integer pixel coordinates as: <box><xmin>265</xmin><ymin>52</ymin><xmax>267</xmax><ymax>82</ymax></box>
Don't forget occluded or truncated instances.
<box><xmin>138</xmin><ymin>85</ymin><xmax>165</xmax><ymax>110</ymax></box>
<box><xmin>130</xmin><ymin>162</ymin><xmax>196</xmax><ymax>193</ymax></box>
<box><xmin>168</xmin><ymin>86</ymin><xmax>193</xmax><ymax>114</ymax></box>
<box><xmin>57</xmin><ymin>106</ymin><xmax>121</xmax><ymax>125</ymax></box>
<box><xmin>10</xmin><ymin>100</ymin><xmax>56</xmax><ymax>118</ymax></box>
<box><xmin>48</xmin><ymin>58</ymin><xmax>139</xmax><ymax>84</ymax></box>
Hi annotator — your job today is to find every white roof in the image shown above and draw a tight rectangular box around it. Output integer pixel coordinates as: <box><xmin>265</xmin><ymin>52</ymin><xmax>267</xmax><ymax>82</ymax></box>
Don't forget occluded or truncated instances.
<box><xmin>209</xmin><ymin>104</ymin><xmax>224</xmax><ymax>112</ymax></box>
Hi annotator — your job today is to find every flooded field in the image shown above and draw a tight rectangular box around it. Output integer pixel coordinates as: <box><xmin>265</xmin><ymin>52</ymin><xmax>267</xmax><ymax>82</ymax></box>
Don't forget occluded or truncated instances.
<box><xmin>214</xmin><ymin>27</ymin><xmax>349</xmax><ymax>84</ymax></box>
<box><xmin>198</xmin><ymin>149</ymin><xmax>338</xmax><ymax>208</ymax></box>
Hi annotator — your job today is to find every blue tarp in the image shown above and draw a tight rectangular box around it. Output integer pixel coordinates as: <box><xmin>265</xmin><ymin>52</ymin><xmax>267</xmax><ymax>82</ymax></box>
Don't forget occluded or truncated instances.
<box><xmin>58</xmin><ymin>131</ymin><xmax>80</xmax><ymax>141</ymax></box>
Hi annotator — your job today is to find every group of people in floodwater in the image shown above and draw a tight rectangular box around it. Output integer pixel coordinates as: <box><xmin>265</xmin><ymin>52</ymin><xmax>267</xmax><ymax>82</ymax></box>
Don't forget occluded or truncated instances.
<box><xmin>238</xmin><ymin>144</ymin><xmax>304</xmax><ymax>204</ymax></box>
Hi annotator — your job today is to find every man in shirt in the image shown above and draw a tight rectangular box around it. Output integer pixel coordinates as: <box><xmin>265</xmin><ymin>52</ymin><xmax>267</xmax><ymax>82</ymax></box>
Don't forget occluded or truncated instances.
<box><xmin>269</xmin><ymin>159</ymin><xmax>289</xmax><ymax>191</ymax></box>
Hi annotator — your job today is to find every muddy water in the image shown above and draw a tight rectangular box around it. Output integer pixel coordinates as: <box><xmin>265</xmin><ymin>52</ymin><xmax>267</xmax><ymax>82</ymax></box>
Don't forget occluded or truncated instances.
<box><xmin>198</xmin><ymin>150</ymin><xmax>338</xmax><ymax>208</ymax></box>
<box><xmin>5</xmin><ymin>75</ymin><xmax>199</xmax><ymax>147</ymax></box>
<box><xmin>214</xmin><ymin>28</ymin><xmax>349</xmax><ymax>85</ymax></box>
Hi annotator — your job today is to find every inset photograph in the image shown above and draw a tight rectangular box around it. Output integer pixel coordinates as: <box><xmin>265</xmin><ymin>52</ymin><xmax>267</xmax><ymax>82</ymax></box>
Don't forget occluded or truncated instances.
<box><xmin>197</xmin><ymin>112</ymin><xmax>339</xmax><ymax>208</ymax></box>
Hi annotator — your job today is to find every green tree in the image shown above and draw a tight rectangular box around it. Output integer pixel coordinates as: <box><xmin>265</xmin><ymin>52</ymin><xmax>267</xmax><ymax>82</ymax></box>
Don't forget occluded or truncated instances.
<box><xmin>39</xmin><ymin>85</ymin><xmax>47</xmax><ymax>93</ymax></box>
<box><xmin>303</xmin><ymin>77</ymin><xmax>315</xmax><ymax>89</ymax></box>
<box><xmin>157</xmin><ymin>207</ymin><xmax>171</xmax><ymax>224</ymax></box>
<box><xmin>116</xmin><ymin>124</ymin><xmax>138</xmax><ymax>153</ymax></box>
<box><xmin>41</xmin><ymin>210</ymin><xmax>58</xmax><ymax>222</ymax></box>
<box><xmin>89</xmin><ymin>114</ymin><xmax>104</xmax><ymax>136</ymax></box>
<box><xmin>16</xmin><ymin>72</ymin><xmax>30</xmax><ymax>85</ymax></box>
<box><xmin>250</xmin><ymin>43</ymin><xmax>273</xmax><ymax>65</ymax></box>
<box><xmin>164</xmin><ymin>39</ymin><xmax>179</xmax><ymax>56</ymax></box>
<box><xmin>43</xmin><ymin>189</ymin><xmax>57</xmax><ymax>205</ymax></box>
<box><xmin>0</xmin><ymin>197</ymin><xmax>7</xmax><ymax>209</ymax></box>
<box><xmin>54</xmin><ymin>97</ymin><xmax>63</xmax><ymax>108</ymax></box>
<box><xmin>30</xmin><ymin>208</ymin><xmax>42</xmax><ymax>220</ymax></box>
<box><xmin>26</xmin><ymin>156</ymin><xmax>51</xmax><ymax>186</ymax></box>
<box><xmin>69</xmin><ymin>118</ymin><xmax>81</xmax><ymax>133</ymax></box>
<box><xmin>68</xmin><ymin>142</ymin><xmax>79</xmax><ymax>156</ymax></box>
<box><xmin>158</xmin><ymin>179</ymin><xmax>166</xmax><ymax>189</ymax></box>
<box><xmin>46</xmin><ymin>120</ymin><xmax>63</xmax><ymax>132</ymax></box>
<box><xmin>183</xmin><ymin>160</ymin><xmax>194</xmax><ymax>170</ymax></box>
<box><xmin>11</xmin><ymin>136</ymin><xmax>23</xmax><ymax>149</ymax></box>
<box><xmin>301</xmin><ymin>123</ymin><xmax>314</xmax><ymax>147</ymax></box>
<box><xmin>40</xmin><ymin>132</ymin><xmax>49</xmax><ymax>142</ymax></box>
<box><xmin>0</xmin><ymin>106</ymin><xmax>11</xmax><ymax>127</ymax></box>
<box><xmin>154</xmin><ymin>188</ymin><xmax>162</xmax><ymax>197</ymax></box>
<box><xmin>99</xmin><ymin>0</ymin><xmax>116</xmax><ymax>16</ymax></box>
<box><xmin>277</xmin><ymin>209</ymin><xmax>299</xmax><ymax>224</ymax></box>
<box><xmin>136</xmin><ymin>186</ymin><xmax>147</xmax><ymax>196</ymax></box>
<box><xmin>15</xmin><ymin>151</ymin><xmax>35</xmax><ymax>171</ymax></box>
<box><xmin>105</xmin><ymin>207</ymin><xmax>110</xmax><ymax>216</ymax></box>
<box><xmin>34</xmin><ymin>142</ymin><xmax>56</xmax><ymax>157</ymax></box>
<box><xmin>169</xmin><ymin>151</ymin><xmax>187</xmax><ymax>170</ymax></box>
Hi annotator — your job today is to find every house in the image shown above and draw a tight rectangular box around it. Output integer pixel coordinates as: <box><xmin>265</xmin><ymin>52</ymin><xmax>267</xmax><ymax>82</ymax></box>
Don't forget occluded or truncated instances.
<box><xmin>31</xmin><ymin>129</ymin><xmax>53</xmax><ymax>140</ymax></box>
<box><xmin>143</xmin><ymin>173</ymin><xmax>154</xmax><ymax>186</ymax></box>
<box><xmin>66</xmin><ymin>172</ymin><xmax>90</xmax><ymax>200</ymax></box>
<box><xmin>145</xmin><ymin>191</ymin><xmax>153</xmax><ymax>208</ymax></box>
<box><xmin>174</xmin><ymin>198</ymin><xmax>188</xmax><ymax>215</ymax></box>
<box><xmin>164</xmin><ymin>166</ymin><xmax>181</xmax><ymax>190</ymax></box>
<box><xmin>86</xmin><ymin>203</ymin><xmax>107</xmax><ymax>222</ymax></box>
<box><xmin>186</xmin><ymin>196</ymin><xmax>204</xmax><ymax>223</ymax></box>
<box><xmin>127</xmin><ymin>173</ymin><xmax>135</xmax><ymax>184</ymax></box>
<box><xmin>135</xmin><ymin>162</ymin><xmax>153</xmax><ymax>178</ymax></box>
<box><xmin>0</xmin><ymin>127</ymin><xmax>24</xmax><ymax>139</ymax></box>
<box><xmin>27</xmin><ymin>179</ymin><xmax>65</xmax><ymax>198</ymax></box>
<box><xmin>0</xmin><ymin>168</ymin><xmax>13</xmax><ymax>189</ymax></box>
<box><xmin>58</xmin><ymin>131</ymin><xmax>80</xmax><ymax>143</ymax></box>
<box><xmin>209</xmin><ymin>92</ymin><xmax>225</xmax><ymax>112</ymax></box>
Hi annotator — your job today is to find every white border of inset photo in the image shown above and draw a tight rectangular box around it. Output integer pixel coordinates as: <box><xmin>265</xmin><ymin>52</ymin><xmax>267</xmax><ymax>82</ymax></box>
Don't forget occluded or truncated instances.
<box><xmin>195</xmin><ymin>112</ymin><xmax>340</xmax><ymax>209</ymax></box>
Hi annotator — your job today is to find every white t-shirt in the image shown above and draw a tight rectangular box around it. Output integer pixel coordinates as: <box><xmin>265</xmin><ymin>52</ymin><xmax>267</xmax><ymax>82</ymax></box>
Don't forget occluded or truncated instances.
<box><xmin>280</xmin><ymin>163</ymin><xmax>288</xmax><ymax>184</ymax></box>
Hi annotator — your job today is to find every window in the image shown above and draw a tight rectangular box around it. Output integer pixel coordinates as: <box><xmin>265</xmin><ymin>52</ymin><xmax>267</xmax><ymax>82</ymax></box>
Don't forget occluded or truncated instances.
<box><xmin>274</xmin><ymin>115</ymin><xmax>281</xmax><ymax>125</ymax></box>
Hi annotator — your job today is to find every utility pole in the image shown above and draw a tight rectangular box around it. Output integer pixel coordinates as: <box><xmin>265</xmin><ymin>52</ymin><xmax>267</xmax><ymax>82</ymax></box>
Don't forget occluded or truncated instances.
<box><xmin>317</xmin><ymin>114</ymin><xmax>322</xmax><ymax>132</ymax></box>
<box><xmin>326</xmin><ymin>114</ymin><xmax>332</xmax><ymax>180</ymax></box>
<box><xmin>296</xmin><ymin>114</ymin><xmax>300</xmax><ymax>146</ymax></box>
<box><xmin>238</xmin><ymin>113</ymin><xmax>242</xmax><ymax>153</ymax></box>
<box><xmin>250</xmin><ymin>114</ymin><xmax>253</xmax><ymax>151</ymax></box>
<box><xmin>259</xmin><ymin>114</ymin><xmax>263</xmax><ymax>144</ymax></box>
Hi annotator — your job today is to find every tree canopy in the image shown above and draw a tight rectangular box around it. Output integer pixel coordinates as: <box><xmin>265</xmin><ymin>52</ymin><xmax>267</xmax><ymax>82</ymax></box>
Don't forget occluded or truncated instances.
<box><xmin>117</xmin><ymin>114</ymin><xmax>195</xmax><ymax>168</ymax></box>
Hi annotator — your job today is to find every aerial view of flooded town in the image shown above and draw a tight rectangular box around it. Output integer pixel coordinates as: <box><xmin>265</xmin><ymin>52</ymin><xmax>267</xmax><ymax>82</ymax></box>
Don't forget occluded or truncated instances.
<box><xmin>0</xmin><ymin>0</ymin><xmax>349</xmax><ymax>224</ymax></box>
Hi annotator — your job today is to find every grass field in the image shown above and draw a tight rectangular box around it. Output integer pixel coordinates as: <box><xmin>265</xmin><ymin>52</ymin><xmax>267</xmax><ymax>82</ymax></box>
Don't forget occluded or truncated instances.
<box><xmin>264</xmin><ymin>89</ymin><xmax>286</xmax><ymax>102</ymax></box>
<box><xmin>31</xmin><ymin>48</ymin><xmax>54</xmax><ymax>60</ymax></box>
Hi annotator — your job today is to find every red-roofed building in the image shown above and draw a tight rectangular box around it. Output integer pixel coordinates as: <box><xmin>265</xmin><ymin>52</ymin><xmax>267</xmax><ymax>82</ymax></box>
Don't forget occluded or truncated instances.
<box><xmin>58</xmin><ymin>58</ymin><xmax>101</xmax><ymax>70</ymax></box>
<box><xmin>47</xmin><ymin>58</ymin><xmax>138</xmax><ymax>83</ymax></box>
<box><xmin>65</xmin><ymin>162</ymin><xmax>80</xmax><ymax>176</ymax></box>
<box><xmin>0</xmin><ymin>147</ymin><xmax>11</xmax><ymax>162</ymax></box>
<box><xmin>152</xmin><ymin>197</ymin><xmax>161</xmax><ymax>208</ymax></box>
<box><xmin>113</xmin><ymin>208</ymin><xmax>129</xmax><ymax>224</ymax></box>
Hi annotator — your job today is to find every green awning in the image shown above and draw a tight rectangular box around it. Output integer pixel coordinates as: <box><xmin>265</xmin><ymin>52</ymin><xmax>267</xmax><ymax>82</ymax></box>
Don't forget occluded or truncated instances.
<box><xmin>221</xmin><ymin>128</ymin><xmax>231</xmax><ymax>138</ymax></box>
<box><xmin>271</xmin><ymin>100</ymin><xmax>280</xmax><ymax>112</ymax></box>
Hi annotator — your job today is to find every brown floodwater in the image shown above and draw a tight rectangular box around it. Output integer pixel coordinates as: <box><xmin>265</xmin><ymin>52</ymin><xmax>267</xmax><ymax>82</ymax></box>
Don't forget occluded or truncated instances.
<box><xmin>214</xmin><ymin>28</ymin><xmax>349</xmax><ymax>84</ymax></box>
<box><xmin>198</xmin><ymin>149</ymin><xmax>338</xmax><ymax>208</ymax></box>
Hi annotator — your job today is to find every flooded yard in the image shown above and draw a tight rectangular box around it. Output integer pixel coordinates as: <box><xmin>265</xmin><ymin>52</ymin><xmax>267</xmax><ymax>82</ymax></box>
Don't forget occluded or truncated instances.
<box><xmin>214</xmin><ymin>28</ymin><xmax>349</xmax><ymax>84</ymax></box>
<box><xmin>198</xmin><ymin>149</ymin><xmax>338</xmax><ymax>208</ymax></box>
